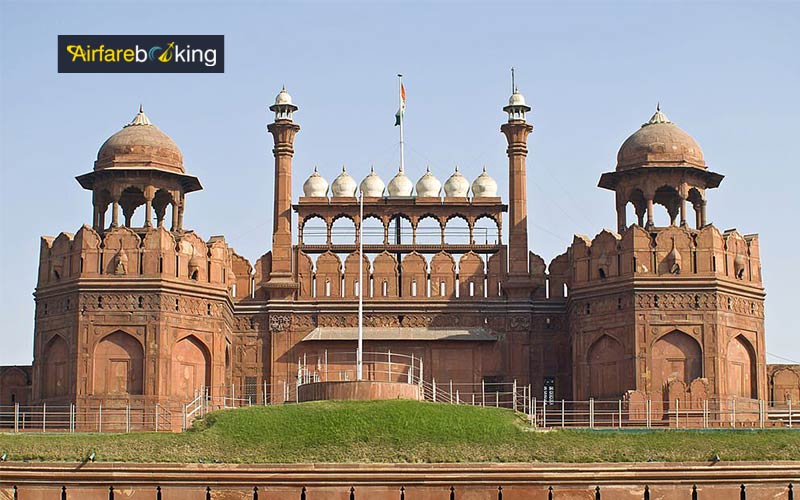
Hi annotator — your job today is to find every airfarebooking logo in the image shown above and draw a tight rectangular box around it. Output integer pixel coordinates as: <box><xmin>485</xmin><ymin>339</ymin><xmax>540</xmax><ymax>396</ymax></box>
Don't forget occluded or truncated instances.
<box><xmin>58</xmin><ymin>35</ymin><xmax>224</xmax><ymax>73</ymax></box>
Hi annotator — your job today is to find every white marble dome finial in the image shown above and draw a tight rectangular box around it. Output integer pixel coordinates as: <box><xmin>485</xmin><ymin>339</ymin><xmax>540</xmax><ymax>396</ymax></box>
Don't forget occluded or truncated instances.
<box><xmin>415</xmin><ymin>166</ymin><xmax>442</xmax><ymax>197</ymax></box>
<box><xmin>471</xmin><ymin>165</ymin><xmax>498</xmax><ymax>198</ymax></box>
<box><xmin>388</xmin><ymin>166</ymin><xmax>413</xmax><ymax>197</ymax></box>
<box><xmin>360</xmin><ymin>166</ymin><xmax>385</xmax><ymax>197</ymax></box>
<box><xmin>275</xmin><ymin>86</ymin><xmax>293</xmax><ymax>106</ymax></box>
<box><xmin>331</xmin><ymin>165</ymin><xmax>357</xmax><ymax>197</ymax></box>
<box><xmin>303</xmin><ymin>166</ymin><xmax>329</xmax><ymax>197</ymax></box>
<box><xmin>444</xmin><ymin>166</ymin><xmax>470</xmax><ymax>197</ymax></box>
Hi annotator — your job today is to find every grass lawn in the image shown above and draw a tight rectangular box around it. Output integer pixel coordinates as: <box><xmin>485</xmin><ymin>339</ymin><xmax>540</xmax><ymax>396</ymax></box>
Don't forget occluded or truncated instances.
<box><xmin>0</xmin><ymin>400</ymin><xmax>797</xmax><ymax>463</ymax></box>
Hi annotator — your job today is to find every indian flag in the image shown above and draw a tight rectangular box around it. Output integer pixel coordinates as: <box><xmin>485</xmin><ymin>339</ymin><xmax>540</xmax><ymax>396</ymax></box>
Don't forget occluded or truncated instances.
<box><xmin>394</xmin><ymin>82</ymin><xmax>406</xmax><ymax>126</ymax></box>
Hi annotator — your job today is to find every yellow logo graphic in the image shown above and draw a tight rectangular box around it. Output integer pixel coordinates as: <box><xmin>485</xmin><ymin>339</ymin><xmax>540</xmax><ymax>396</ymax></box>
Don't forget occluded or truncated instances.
<box><xmin>158</xmin><ymin>42</ymin><xmax>175</xmax><ymax>63</ymax></box>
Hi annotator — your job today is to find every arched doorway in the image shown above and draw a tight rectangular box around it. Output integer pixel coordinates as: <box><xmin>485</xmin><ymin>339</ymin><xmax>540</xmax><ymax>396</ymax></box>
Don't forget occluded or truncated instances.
<box><xmin>93</xmin><ymin>331</ymin><xmax>144</xmax><ymax>395</ymax></box>
<box><xmin>172</xmin><ymin>336</ymin><xmax>211</xmax><ymax>400</ymax></box>
<box><xmin>587</xmin><ymin>335</ymin><xmax>627</xmax><ymax>399</ymax></box>
<box><xmin>727</xmin><ymin>335</ymin><xmax>757</xmax><ymax>399</ymax></box>
<box><xmin>43</xmin><ymin>335</ymin><xmax>69</xmax><ymax>399</ymax></box>
<box><xmin>652</xmin><ymin>330</ymin><xmax>702</xmax><ymax>392</ymax></box>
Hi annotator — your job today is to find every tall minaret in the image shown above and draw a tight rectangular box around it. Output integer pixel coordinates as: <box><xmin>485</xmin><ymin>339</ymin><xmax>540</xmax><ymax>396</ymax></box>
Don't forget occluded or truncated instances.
<box><xmin>266</xmin><ymin>87</ymin><xmax>300</xmax><ymax>300</ymax></box>
<box><xmin>500</xmin><ymin>74</ymin><xmax>534</xmax><ymax>299</ymax></box>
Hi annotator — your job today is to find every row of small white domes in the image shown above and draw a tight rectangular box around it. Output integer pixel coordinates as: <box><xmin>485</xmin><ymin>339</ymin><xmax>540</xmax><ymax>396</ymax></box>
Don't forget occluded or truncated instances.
<box><xmin>303</xmin><ymin>166</ymin><xmax>498</xmax><ymax>198</ymax></box>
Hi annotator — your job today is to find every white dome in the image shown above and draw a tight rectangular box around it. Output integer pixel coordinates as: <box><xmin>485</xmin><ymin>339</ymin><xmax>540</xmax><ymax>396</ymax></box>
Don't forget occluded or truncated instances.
<box><xmin>471</xmin><ymin>166</ymin><xmax>498</xmax><ymax>197</ymax></box>
<box><xmin>303</xmin><ymin>167</ymin><xmax>328</xmax><ymax>197</ymax></box>
<box><xmin>444</xmin><ymin>166</ymin><xmax>470</xmax><ymax>197</ymax></box>
<box><xmin>359</xmin><ymin>167</ymin><xmax>385</xmax><ymax>197</ymax></box>
<box><xmin>331</xmin><ymin>166</ymin><xmax>357</xmax><ymax>197</ymax></box>
<box><xmin>275</xmin><ymin>86</ymin><xmax>293</xmax><ymax>105</ymax></box>
<box><xmin>415</xmin><ymin>167</ymin><xmax>442</xmax><ymax>197</ymax></box>
<box><xmin>387</xmin><ymin>168</ymin><xmax>413</xmax><ymax>197</ymax></box>
<box><xmin>508</xmin><ymin>90</ymin><xmax>527</xmax><ymax>107</ymax></box>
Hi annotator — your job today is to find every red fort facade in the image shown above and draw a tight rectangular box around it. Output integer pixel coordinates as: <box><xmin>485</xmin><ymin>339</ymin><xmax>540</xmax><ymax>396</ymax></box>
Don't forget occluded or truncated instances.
<box><xmin>2</xmin><ymin>88</ymin><xmax>799</xmax><ymax>419</ymax></box>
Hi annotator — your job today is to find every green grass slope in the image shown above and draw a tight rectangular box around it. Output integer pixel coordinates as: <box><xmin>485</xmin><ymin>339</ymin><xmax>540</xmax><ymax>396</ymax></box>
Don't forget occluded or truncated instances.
<box><xmin>0</xmin><ymin>400</ymin><xmax>798</xmax><ymax>463</ymax></box>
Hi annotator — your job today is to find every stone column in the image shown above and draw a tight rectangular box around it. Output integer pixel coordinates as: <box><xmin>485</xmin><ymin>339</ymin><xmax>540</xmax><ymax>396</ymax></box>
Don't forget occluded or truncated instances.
<box><xmin>616</xmin><ymin>191</ymin><xmax>627</xmax><ymax>234</ymax></box>
<box><xmin>111</xmin><ymin>198</ymin><xmax>120</xmax><ymax>228</ymax></box>
<box><xmin>501</xmin><ymin>118</ymin><xmax>534</xmax><ymax>298</ymax></box>
<box><xmin>266</xmin><ymin>115</ymin><xmax>301</xmax><ymax>300</ymax></box>
<box><xmin>646</xmin><ymin>198</ymin><xmax>654</xmax><ymax>229</ymax></box>
<box><xmin>143</xmin><ymin>188</ymin><xmax>154</xmax><ymax>228</ymax></box>
<box><xmin>171</xmin><ymin>201</ymin><xmax>179</xmax><ymax>231</ymax></box>
<box><xmin>679</xmin><ymin>196</ymin><xmax>687</xmax><ymax>227</ymax></box>
<box><xmin>177</xmin><ymin>198</ymin><xmax>185</xmax><ymax>231</ymax></box>
<box><xmin>700</xmin><ymin>200</ymin><xmax>707</xmax><ymax>228</ymax></box>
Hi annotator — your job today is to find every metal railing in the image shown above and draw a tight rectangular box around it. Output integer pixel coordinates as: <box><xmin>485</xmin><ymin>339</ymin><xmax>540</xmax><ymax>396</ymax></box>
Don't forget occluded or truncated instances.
<box><xmin>0</xmin><ymin>402</ymin><xmax>175</xmax><ymax>433</ymax></box>
<box><xmin>2</xmin><ymin>387</ymin><xmax>796</xmax><ymax>433</ymax></box>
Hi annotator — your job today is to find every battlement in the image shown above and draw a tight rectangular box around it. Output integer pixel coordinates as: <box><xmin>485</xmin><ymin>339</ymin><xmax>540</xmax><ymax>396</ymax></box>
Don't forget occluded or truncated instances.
<box><xmin>568</xmin><ymin>224</ymin><xmax>762</xmax><ymax>288</ymax></box>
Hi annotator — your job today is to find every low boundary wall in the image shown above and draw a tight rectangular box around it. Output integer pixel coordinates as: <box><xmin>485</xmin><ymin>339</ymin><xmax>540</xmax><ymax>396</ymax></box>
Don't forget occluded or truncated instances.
<box><xmin>1</xmin><ymin>461</ymin><xmax>797</xmax><ymax>499</ymax></box>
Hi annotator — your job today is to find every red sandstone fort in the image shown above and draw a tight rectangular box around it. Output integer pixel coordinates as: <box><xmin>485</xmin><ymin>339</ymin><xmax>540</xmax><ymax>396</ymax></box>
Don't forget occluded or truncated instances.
<box><xmin>1</xmin><ymin>86</ymin><xmax>799</xmax><ymax>422</ymax></box>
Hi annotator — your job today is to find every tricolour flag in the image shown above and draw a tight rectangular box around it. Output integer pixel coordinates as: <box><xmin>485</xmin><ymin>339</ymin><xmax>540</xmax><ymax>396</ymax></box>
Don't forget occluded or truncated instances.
<box><xmin>394</xmin><ymin>82</ymin><xmax>406</xmax><ymax>126</ymax></box>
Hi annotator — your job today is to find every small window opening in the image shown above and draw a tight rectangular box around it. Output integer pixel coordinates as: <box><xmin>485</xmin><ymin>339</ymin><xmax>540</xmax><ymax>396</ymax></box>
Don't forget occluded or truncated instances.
<box><xmin>585</xmin><ymin>303</ymin><xmax>591</xmax><ymax>315</ymax></box>
<box><xmin>138</xmin><ymin>296</ymin><xmax>144</xmax><ymax>308</ymax></box>
<box><xmin>65</xmin><ymin>298</ymin><xmax>70</xmax><ymax>311</ymax></box>
<box><xmin>545</xmin><ymin>317</ymin><xmax>552</xmax><ymax>329</ymax></box>
<box><xmin>382</xmin><ymin>279</ymin><xmax>388</xmax><ymax>297</ymax></box>
<box><xmin>439</xmin><ymin>280</ymin><xmax>446</xmax><ymax>296</ymax></box>
<box><xmin>617</xmin><ymin>297</ymin><xmax>622</xmax><ymax>310</ymax></box>
<box><xmin>159</xmin><ymin>256</ymin><xmax>164</xmax><ymax>273</ymax></box>
<box><xmin>325</xmin><ymin>279</ymin><xmax>331</xmax><ymax>297</ymax></box>
<box><xmin>98</xmin><ymin>296</ymin><xmax>103</xmax><ymax>309</ymax></box>
<box><xmin>411</xmin><ymin>279</ymin><xmax>417</xmax><ymax>297</ymax></box>
<box><xmin>469</xmin><ymin>281</ymin><xmax>475</xmax><ymax>297</ymax></box>
<box><xmin>694</xmin><ymin>294</ymin><xmax>700</xmax><ymax>308</ymax></box>
<box><xmin>175</xmin><ymin>298</ymin><xmax>180</xmax><ymax>311</ymax></box>
<box><xmin>190</xmin><ymin>269</ymin><xmax>199</xmax><ymax>281</ymax></box>
<box><xmin>598</xmin><ymin>267</ymin><xmax>606</xmax><ymax>280</ymax></box>
<box><xmin>207</xmin><ymin>303</ymin><xmax>212</xmax><ymax>316</ymax></box>
<box><xmin>654</xmin><ymin>295</ymin><xmax>659</xmax><ymax>308</ymax></box>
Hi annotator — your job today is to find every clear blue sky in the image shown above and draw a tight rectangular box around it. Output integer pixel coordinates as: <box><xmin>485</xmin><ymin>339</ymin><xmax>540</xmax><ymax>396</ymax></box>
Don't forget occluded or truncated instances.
<box><xmin>1</xmin><ymin>1</ymin><xmax>798</xmax><ymax>365</ymax></box>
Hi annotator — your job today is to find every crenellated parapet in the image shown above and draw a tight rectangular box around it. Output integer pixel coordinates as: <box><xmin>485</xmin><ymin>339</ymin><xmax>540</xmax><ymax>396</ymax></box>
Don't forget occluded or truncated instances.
<box><xmin>567</xmin><ymin>224</ymin><xmax>762</xmax><ymax>288</ymax></box>
<box><xmin>36</xmin><ymin>225</ymin><xmax>241</xmax><ymax>294</ymax></box>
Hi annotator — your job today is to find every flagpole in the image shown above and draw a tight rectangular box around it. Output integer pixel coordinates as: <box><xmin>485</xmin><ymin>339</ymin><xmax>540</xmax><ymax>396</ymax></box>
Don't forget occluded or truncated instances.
<box><xmin>356</xmin><ymin>187</ymin><xmax>364</xmax><ymax>381</ymax></box>
<box><xmin>398</xmin><ymin>74</ymin><xmax>404</xmax><ymax>172</ymax></box>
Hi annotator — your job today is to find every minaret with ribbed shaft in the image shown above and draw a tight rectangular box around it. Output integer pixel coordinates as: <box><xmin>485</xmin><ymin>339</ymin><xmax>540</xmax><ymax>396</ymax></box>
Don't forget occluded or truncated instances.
<box><xmin>501</xmin><ymin>85</ymin><xmax>534</xmax><ymax>298</ymax></box>
<box><xmin>266</xmin><ymin>87</ymin><xmax>300</xmax><ymax>300</ymax></box>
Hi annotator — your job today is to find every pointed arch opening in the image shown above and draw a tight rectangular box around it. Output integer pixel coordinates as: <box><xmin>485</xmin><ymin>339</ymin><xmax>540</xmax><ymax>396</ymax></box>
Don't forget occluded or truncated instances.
<box><xmin>652</xmin><ymin>330</ymin><xmax>702</xmax><ymax>393</ymax></box>
<box><xmin>43</xmin><ymin>335</ymin><xmax>69</xmax><ymax>399</ymax></box>
<box><xmin>727</xmin><ymin>335</ymin><xmax>757</xmax><ymax>399</ymax></box>
<box><xmin>587</xmin><ymin>334</ymin><xmax>627</xmax><ymax>399</ymax></box>
<box><xmin>94</xmin><ymin>331</ymin><xmax>144</xmax><ymax>396</ymax></box>
<box><xmin>171</xmin><ymin>335</ymin><xmax>211</xmax><ymax>400</ymax></box>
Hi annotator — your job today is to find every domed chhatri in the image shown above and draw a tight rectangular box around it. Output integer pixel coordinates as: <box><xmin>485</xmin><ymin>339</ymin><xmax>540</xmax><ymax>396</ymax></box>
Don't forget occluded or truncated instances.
<box><xmin>616</xmin><ymin>105</ymin><xmax>706</xmax><ymax>171</ymax></box>
<box><xmin>471</xmin><ymin>166</ymin><xmax>498</xmax><ymax>198</ymax></box>
<box><xmin>303</xmin><ymin>167</ymin><xmax>329</xmax><ymax>197</ymax></box>
<box><xmin>360</xmin><ymin>167</ymin><xmax>386</xmax><ymax>197</ymax></box>
<box><xmin>387</xmin><ymin>168</ymin><xmax>413</xmax><ymax>197</ymax></box>
<box><xmin>274</xmin><ymin>86</ymin><xmax>294</xmax><ymax>106</ymax></box>
<box><xmin>444</xmin><ymin>166</ymin><xmax>470</xmax><ymax>197</ymax></box>
<box><xmin>331</xmin><ymin>166</ymin><xmax>357</xmax><ymax>197</ymax></box>
<box><xmin>415</xmin><ymin>167</ymin><xmax>442</xmax><ymax>197</ymax></box>
<box><xmin>95</xmin><ymin>105</ymin><xmax>184</xmax><ymax>174</ymax></box>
